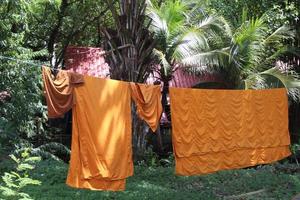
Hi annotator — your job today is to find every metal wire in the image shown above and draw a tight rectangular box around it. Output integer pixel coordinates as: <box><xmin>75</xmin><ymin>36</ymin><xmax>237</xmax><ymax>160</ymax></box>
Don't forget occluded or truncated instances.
<box><xmin>0</xmin><ymin>55</ymin><xmax>49</xmax><ymax>67</ymax></box>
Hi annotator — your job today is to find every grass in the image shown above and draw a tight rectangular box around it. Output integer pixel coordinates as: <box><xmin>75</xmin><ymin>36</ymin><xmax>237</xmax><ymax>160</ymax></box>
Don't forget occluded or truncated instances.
<box><xmin>14</xmin><ymin>159</ymin><xmax>300</xmax><ymax>200</ymax></box>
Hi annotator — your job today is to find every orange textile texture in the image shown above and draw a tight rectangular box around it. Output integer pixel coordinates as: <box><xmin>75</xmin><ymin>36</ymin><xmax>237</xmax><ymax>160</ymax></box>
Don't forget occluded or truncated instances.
<box><xmin>42</xmin><ymin>66</ymin><xmax>84</xmax><ymax>118</ymax></box>
<box><xmin>130</xmin><ymin>83</ymin><xmax>162</xmax><ymax>131</ymax></box>
<box><xmin>66</xmin><ymin>76</ymin><xmax>133</xmax><ymax>191</ymax></box>
<box><xmin>169</xmin><ymin>88</ymin><xmax>291</xmax><ymax>176</ymax></box>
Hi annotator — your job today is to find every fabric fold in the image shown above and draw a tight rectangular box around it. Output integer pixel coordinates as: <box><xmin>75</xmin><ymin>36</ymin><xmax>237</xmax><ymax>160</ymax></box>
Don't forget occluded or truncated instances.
<box><xmin>42</xmin><ymin>66</ymin><xmax>84</xmax><ymax>118</ymax></box>
<box><xmin>130</xmin><ymin>82</ymin><xmax>162</xmax><ymax>132</ymax></box>
<box><xmin>175</xmin><ymin>146</ymin><xmax>291</xmax><ymax>175</ymax></box>
<box><xmin>66</xmin><ymin>76</ymin><xmax>133</xmax><ymax>191</ymax></box>
<box><xmin>42</xmin><ymin>68</ymin><xmax>164</xmax><ymax>191</ymax></box>
<box><xmin>170</xmin><ymin>87</ymin><xmax>291</xmax><ymax>176</ymax></box>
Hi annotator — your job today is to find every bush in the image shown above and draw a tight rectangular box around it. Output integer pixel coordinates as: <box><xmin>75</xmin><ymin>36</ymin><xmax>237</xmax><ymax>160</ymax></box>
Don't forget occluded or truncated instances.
<box><xmin>0</xmin><ymin>149</ymin><xmax>41</xmax><ymax>200</ymax></box>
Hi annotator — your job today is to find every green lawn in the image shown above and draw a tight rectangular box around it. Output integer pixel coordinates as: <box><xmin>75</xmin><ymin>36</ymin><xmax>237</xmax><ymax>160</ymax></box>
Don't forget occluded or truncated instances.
<box><xmin>20</xmin><ymin>160</ymin><xmax>300</xmax><ymax>200</ymax></box>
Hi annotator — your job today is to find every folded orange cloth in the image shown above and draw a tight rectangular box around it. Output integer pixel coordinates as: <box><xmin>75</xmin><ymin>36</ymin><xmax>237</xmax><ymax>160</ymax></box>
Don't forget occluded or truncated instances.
<box><xmin>169</xmin><ymin>88</ymin><xmax>291</xmax><ymax>176</ymax></box>
<box><xmin>130</xmin><ymin>83</ymin><xmax>162</xmax><ymax>132</ymax></box>
<box><xmin>42</xmin><ymin>66</ymin><xmax>84</xmax><ymax>118</ymax></box>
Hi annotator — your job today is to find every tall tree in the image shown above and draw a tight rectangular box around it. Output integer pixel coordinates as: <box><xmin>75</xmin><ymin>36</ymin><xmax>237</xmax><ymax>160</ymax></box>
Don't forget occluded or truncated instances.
<box><xmin>147</xmin><ymin>0</ymin><xmax>231</xmax><ymax>114</ymax></box>
<box><xmin>100</xmin><ymin>0</ymin><xmax>157</xmax><ymax>158</ymax></box>
<box><xmin>184</xmin><ymin>13</ymin><xmax>300</xmax><ymax>100</ymax></box>
<box><xmin>26</xmin><ymin>0</ymin><xmax>111</xmax><ymax>68</ymax></box>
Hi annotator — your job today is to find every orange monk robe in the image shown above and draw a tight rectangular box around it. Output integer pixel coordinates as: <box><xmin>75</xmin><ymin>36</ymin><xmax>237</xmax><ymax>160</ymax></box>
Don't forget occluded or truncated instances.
<box><xmin>66</xmin><ymin>76</ymin><xmax>133</xmax><ymax>191</ymax></box>
<box><xmin>130</xmin><ymin>82</ymin><xmax>162</xmax><ymax>132</ymax></box>
<box><xmin>43</xmin><ymin>69</ymin><xmax>162</xmax><ymax>190</ymax></box>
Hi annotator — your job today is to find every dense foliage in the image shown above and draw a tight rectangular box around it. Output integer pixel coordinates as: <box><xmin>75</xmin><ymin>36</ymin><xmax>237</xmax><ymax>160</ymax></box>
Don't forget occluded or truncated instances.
<box><xmin>0</xmin><ymin>0</ymin><xmax>112</xmax><ymax>158</ymax></box>
<box><xmin>207</xmin><ymin>0</ymin><xmax>299</xmax><ymax>28</ymax></box>
<box><xmin>0</xmin><ymin>0</ymin><xmax>299</xmax><ymax>198</ymax></box>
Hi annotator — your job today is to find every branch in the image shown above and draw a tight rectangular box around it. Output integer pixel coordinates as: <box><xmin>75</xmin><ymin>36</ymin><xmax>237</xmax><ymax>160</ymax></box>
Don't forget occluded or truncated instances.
<box><xmin>54</xmin><ymin>1</ymin><xmax>114</xmax><ymax>67</ymax></box>
<box><xmin>70</xmin><ymin>2</ymin><xmax>114</xmax><ymax>38</ymax></box>
<box><xmin>48</xmin><ymin>0</ymin><xmax>69</xmax><ymax>67</ymax></box>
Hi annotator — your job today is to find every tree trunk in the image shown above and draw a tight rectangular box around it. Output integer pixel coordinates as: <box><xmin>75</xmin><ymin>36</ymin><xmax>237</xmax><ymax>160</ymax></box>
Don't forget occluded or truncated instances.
<box><xmin>102</xmin><ymin>0</ymin><xmax>156</xmax><ymax>160</ymax></box>
<box><xmin>155</xmin><ymin>124</ymin><xmax>164</xmax><ymax>154</ymax></box>
<box><xmin>162</xmin><ymin>79</ymin><xmax>170</xmax><ymax>119</ymax></box>
<box><xmin>47</xmin><ymin>0</ymin><xmax>69</xmax><ymax>68</ymax></box>
<box><xmin>132</xmin><ymin>105</ymin><xmax>149</xmax><ymax>161</ymax></box>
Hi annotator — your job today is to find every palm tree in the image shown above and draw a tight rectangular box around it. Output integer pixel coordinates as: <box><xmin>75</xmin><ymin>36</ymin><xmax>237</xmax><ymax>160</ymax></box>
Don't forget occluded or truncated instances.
<box><xmin>183</xmin><ymin>12</ymin><xmax>300</xmax><ymax>100</ymax></box>
<box><xmin>146</xmin><ymin>0</ymin><xmax>231</xmax><ymax>111</ymax></box>
<box><xmin>100</xmin><ymin>0</ymin><xmax>158</xmax><ymax>159</ymax></box>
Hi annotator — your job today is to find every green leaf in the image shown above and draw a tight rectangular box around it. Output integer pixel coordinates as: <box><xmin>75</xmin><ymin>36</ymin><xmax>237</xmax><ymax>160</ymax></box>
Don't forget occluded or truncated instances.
<box><xmin>260</xmin><ymin>67</ymin><xmax>300</xmax><ymax>88</ymax></box>
<box><xmin>0</xmin><ymin>186</ymin><xmax>17</xmax><ymax>197</ymax></box>
<box><xmin>9</xmin><ymin>155</ymin><xmax>20</xmax><ymax>164</ymax></box>
<box><xmin>10</xmin><ymin>172</ymin><xmax>21</xmax><ymax>179</ymax></box>
<box><xmin>17</xmin><ymin>163</ymin><xmax>34</xmax><ymax>171</ymax></box>
<box><xmin>2</xmin><ymin>173</ymin><xmax>18</xmax><ymax>188</ymax></box>
<box><xmin>24</xmin><ymin>156</ymin><xmax>41</xmax><ymax>163</ymax></box>
<box><xmin>18</xmin><ymin>177</ymin><xmax>41</xmax><ymax>188</ymax></box>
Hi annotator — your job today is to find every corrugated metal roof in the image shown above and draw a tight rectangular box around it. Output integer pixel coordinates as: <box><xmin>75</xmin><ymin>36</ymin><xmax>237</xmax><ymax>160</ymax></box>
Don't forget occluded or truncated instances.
<box><xmin>65</xmin><ymin>46</ymin><xmax>110</xmax><ymax>78</ymax></box>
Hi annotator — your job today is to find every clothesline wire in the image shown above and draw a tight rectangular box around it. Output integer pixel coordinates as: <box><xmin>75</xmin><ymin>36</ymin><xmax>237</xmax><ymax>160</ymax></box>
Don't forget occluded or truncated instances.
<box><xmin>0</xmin><ymin>55</ymin><xmax>49</xmax><ymax>68</ymax></box>
<box><xmin>0</xmin><ymin>44</ymin><xmax>134</xmax><ymax>68</ymax></box>
<box><xmin>0</xmin><ymin>55</ymin><xmax>161</xmax><ymax>84</ymax></box>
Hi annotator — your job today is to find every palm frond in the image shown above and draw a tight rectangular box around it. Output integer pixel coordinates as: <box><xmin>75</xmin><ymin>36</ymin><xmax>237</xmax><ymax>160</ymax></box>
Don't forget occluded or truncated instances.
<box><xmin>180</xmin><ymin>48</ymin><xmax>230</xmax><ymax>70</ymax></box>
<box><xmin>260</xmin><ymin>67</ymin><xmax>300</xmax><ymax>88</ymax></box>
<box><xmin>243</xmin><ymin>73</ymin><xmax>267</xmax><ymax>90</ymax></box>
<box><xmin>260</xmin><ymin>67</ymin><xmax>300</xmax><ymax>101</ymax></box>
<box><xmin>197</xmin><ymin>15</ymin><xmax>232</xmax><ymax>38</ymax></box>
<box><xmin>147</xmin><ymin>0</ymin><xmax>234</xmax><ymax>76</ymax></box>
<box><xmin>173</xmin><ymin>28</ymin><xmax>210</xmax><ymax>58</ymax></box>
<box><xmin>152</xmin><ymin>48</ymin><xmax>172</xmax><ymax>77</ymax></box>
<box><xmin>231</xmin><ymin>17</ymin><xmax>269</xmax><ymax>72</ymax></box>
<box><xmin>174</xmin><ymin>15</ymin><xmax>232</xmax><ymax>67</ymax></box>
<box><xmin>147</xmin><ymin>7</ymin><xmax>169</xmax><ymax>35</ymax></box>
<box><xmin>264</xmin><ymin>25</ymin><xmax>295</xmax><ymax>46</ymax></box>
<box><xmin>265</xmin><ymin>46</ymin><xmax>300</xmax><ymax>65</ymax></box>
<box><xmin>234</xmin><ymin>17</ymin><xmax>267</xmax><ymax>45</ymax></box>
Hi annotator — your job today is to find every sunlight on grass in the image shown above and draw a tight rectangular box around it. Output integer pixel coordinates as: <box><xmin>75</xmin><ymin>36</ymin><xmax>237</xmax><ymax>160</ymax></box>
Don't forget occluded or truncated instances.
<box><xmin>17</xmin><ymin>159</ymin><xmax>300</xmax><ymax>200</ymax></box>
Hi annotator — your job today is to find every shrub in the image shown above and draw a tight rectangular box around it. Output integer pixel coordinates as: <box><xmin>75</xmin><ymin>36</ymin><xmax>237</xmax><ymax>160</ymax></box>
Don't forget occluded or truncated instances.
<box><xmin>0</xmin><ymin>149</ymin><xmax>41</xmax><ymax>200</ymax></box>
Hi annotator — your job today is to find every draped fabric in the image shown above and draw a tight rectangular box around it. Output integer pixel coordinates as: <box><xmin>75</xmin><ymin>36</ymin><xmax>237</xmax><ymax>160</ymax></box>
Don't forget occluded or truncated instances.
<box><xmin>130</xmin><ymin>83</ymin><xmax>162</xmax><ymax>132</ymax></box>
<box><xmin>42</xmin><ymin>68</ymin><xmax>162</xmax><ymax>190</ymax></box>
<box><xmin>169</xmin><ymin>88</ymin><xmax>291</xmax><ymax>176</ymax></box>
<box><xmin>42</xmin><ymin>66</ymin><xmax>84</xmax><ymax>118</ymax></box>
<box><xmin>66</xmin><ymin>76</ymin><xmax>133</xmax><ymax>191</ymax></box>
